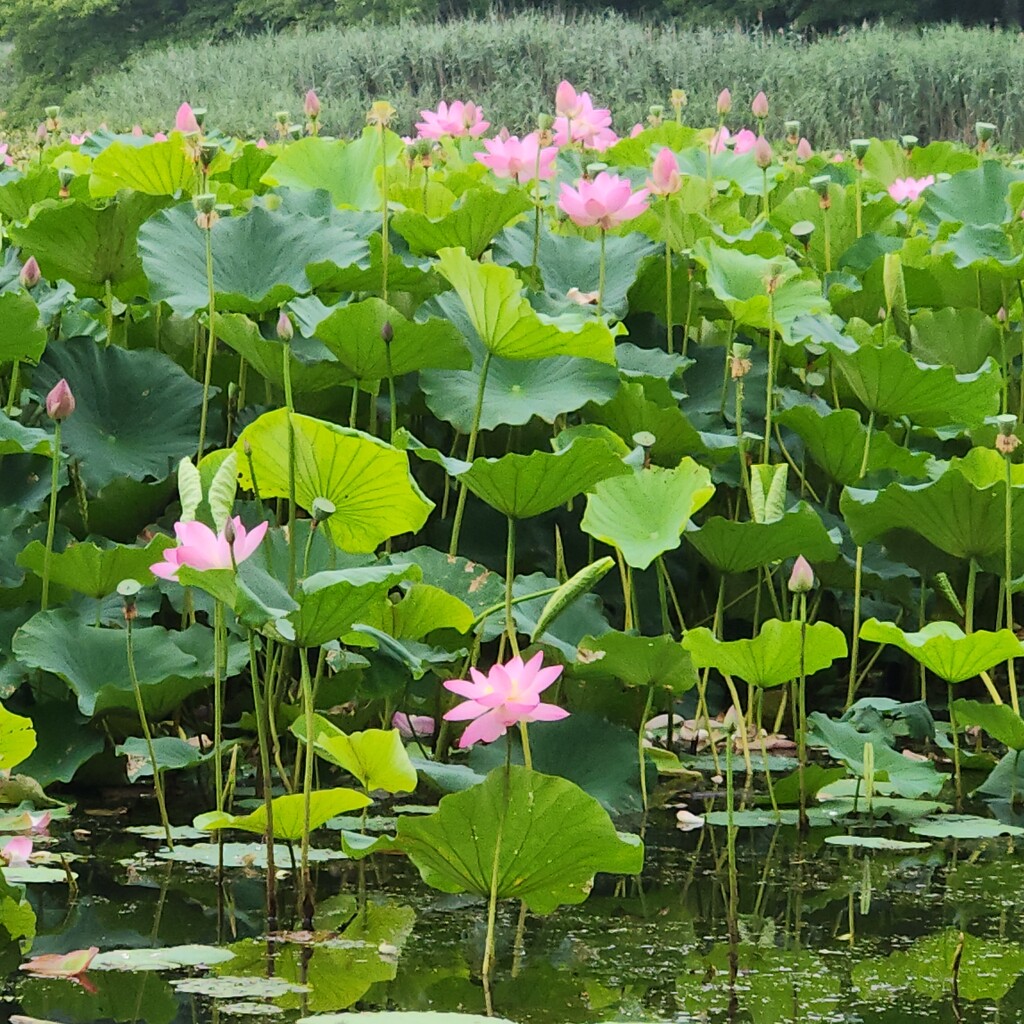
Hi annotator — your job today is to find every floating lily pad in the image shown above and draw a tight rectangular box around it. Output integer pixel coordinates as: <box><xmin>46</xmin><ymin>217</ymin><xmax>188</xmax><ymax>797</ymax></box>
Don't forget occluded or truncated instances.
<box><xmin>909</xmin><ymin>814</ymin><xmax>1024</xmax><ymax>839</ymax></box>
<box><xmin>92</xmin><ymin>945</ymin><xmax>235</xmax><ymax>972</ymax></box>
<box><xmin>823</xmin><ymin>835</ymin><xmax>931</xmax><ymax>851</ymax></box>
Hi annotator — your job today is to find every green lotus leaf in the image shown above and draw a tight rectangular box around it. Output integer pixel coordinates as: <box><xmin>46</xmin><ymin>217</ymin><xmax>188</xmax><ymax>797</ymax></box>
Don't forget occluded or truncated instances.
<box><xmin>693</xmin><ymin>240</ymin><xmax>830</xmax><ymax>342</ymax></box>
<box><xmin>294</xmin><ymin>716</ymin><xmax>417</xmax><ymax>794</ymax></box>
<box><xmin>261</xmin><ymin>129</ymin><xmax>405</xmax><ymax>210</ymax></box>
<box><xmin>0</xmin><ymin>291</ymin><xmax>46</xmax><ymax>366</ymax></box>
<box><xmin>910</xmin><ymin>307</ymin><xmax>999</xmax><ymax>374</ymax></box>
<box><xmin>362</xmin><ymin>582</ymin><xmax>474</xmax><ymax>640</ymax></box>
<box><xmin>195</xmin><ymin>788</ymin><xmax>371</xmax><ymax>841</ymax></box>
<box><xmin>214</xmin><ymin>313</ymin><xmax>351</xmax><ymax>393</ymax></box>
<box><xmin>831</xmin><ymin>344</ymin><xmax>1001</xmax><ymax>428</ymax></box>
<box><xmin>921</xmin><ymin>160</ymin><xmax>1020</xmax><ymax>229</ymax></box>
<box><xmin>824</xmin><ymin>835</ymin><xmax>930</xmax><ymax>851</ymax></box>
<box><xmin>807</xmin><ymin>712</ymin><xmax>943</xmax><ymax>798</ymax></box>
<box><xmin>8</xmin><ymin>192</ymin><xmax>168</xmax><ymax>299</ymax></box>
<box><xmin>36</xmin><ymin>339</ymin><xmax>204</xmax><ymax>491</ymax></box>
<box><xmin>775</xmin><ymin>405</ymin><xmax>930</xmax><ymax>485</ymax></box>
<box><xmin>0</xmin><ymin>704</ymin><xmax>36</xmax><ymax>772</ymax></box>
<box><xmin>951</xmin><ymin>698</ymin><xmax>1024</xmax><ymax>751</ymax></box>
<box><xmin>212</xmin><ymin>142</ymin><xmax>276</xmax><ymax>192</ymax></box>
<box><xmin>943</xmin><ymin>223</ymin><xmax>1023</xmax><ymax>273</ymax></box>
<box><xmin>495</xmin><ymin>223</ymin><xmax>656</xmax><ymax>320</ymax></box>
<box><xmin>852</xmin><ymin>928</ymin><xmax>1024</xmax><ymax>1003</ymax></box>
<box><xmin>139</xmin><ymin>203</ymin><xmax>368</xmax><ymax>317</ymax></box>
<box><xmin>91</xmin><ymin>945</ymin><xmax>235</xmax><ymax>971</ymax></box>
<box><xmin>393</xmin><ymin>187</ymin><xmax>531</xmax><ymax>259</ymax></box>
<box><xmin>385</xmin><ymin>546</ymin><xmax>504</xmax><ymax>619</ymax></box>
<box><xmin>305</xmin><ymin>296</ymin><xmax>470</xmax><ymax>380</ymax></box>
<box><xmin>12</xmin><ymin>608</ymin><xmax>246</xmax><ymax>718</ymax></box>
<box><xmin>116</xmin><ymin>735</ymin><xmax>216</xmax><ymax>782</ymax></box>
<box><xmin>397</xmin><ymin>765</ymin><xmax>643</xmax><ymax>914</ymax></box>
<box><xmin>911</xmin><ymin>814</ymin><xmax>1024</xmax><ymax>837</ymax></box>
<box><xmin>575</xmin><ymin>631</ymin><xmax>697</xmax><ymax>692</ymax></box>
<box><xmin>307</xmin><ymin>234</ymin><xmax>441</xmax><ymax>303</ymax></box>
<box><xmin>435</xmin><ymin>247</ymin><xmax>617</xmax><ymax>364</ymax></box>
<box><xmin>421</xmin><ymin>350</ymin><xmax>619</xmax><ymax>432</ymax></box>
<box><xmin>0</xmin><ymin>167</ymin><xmax>61</xmax><ymax>224</ymax></box>
<box><xmin>581</xmin><ymin>459</ymin><xmax>715</xmax><ymax>569</ymax></box>
<box><xmin>684</xmin><ymin>503</ymin><xmax>839</xmax><ymax>573</ymax></box>
<box><xmin>235</xmin><ymin>410</ymin><xmax>433</xmax><ymax>553</ymax></box>
<box><xmin>586</xmin><ymin>381</ymin><xmax>711</xmax><ymax>465</ymax></box>
<box><xmin>859</xmin><ymin>618</ymin><xmax>1023</xmax><ymax>684</ymax></box>
<box><xmin>16</xmin><ymin>535</ymin><xmax>174</xmax><ymax>599</ymax></box>
<box><xmin>683</xmin><ymin>619</ymin><xmax>848</xmax><ymax>689</ymax></box>
<box><xmin>89</xmin><ymin>137</ymin><xmax>196</xmax><ymax>198</ymax></box>
<box><xmin>17</xmin><ymin>699</ymin><xmax>104</xmax><ymax>786</ymax></box>
<box><xmin>454</xmin><ymin>438</ymin><xmax>629</xmax><ymax>519</ymax></box>
<box><xmin>0</xmin><ymin>412</ymin><xmax>52</xmax><ymax>457</ymax></box>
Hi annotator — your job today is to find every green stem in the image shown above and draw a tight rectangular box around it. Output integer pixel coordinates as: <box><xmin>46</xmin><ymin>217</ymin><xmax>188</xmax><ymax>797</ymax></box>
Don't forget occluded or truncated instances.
<box><xmin>532</xmin><ymin>149</ymin><xmax>543</xmax><ymax>269</ymax></box>
<box><xmin>1007</xmin><ymin>453</ymin><xmax>1021</xmax><ymax>714</ymax></box>
<box><xmin>797</xmin><ymin>594</ymin><xmax>808</xmax><ymax>831</ymax></box>
<box><xmin>385</xmin><ymin>340</ymin><xmax>397</xmax><ymax>443</ymax></box>
<box><xmin>247</xmin><ymin>630</ymin><xmax>276</xmax><ymax>927</ymax></box>
<box><xmin>6</xmin><ymin>360</ymin><xmax>20</xmax><ymax>415</ymax></box>
<box><xmin>597</xmin><ymin>228</ymin><xmax>607</xmax><ymax>317</ymax></box>
<box><xmin>213</xmin><ymin>600</ymin><xmax>225</xmax><ymax>815</ymax></box>
<box><xmin>105</xmin><ymin>278</ymin><xmax>115</xmax><ymax>346</ymax></box>
<box><xmin>638</xmin><ymin>684</ymin><xmax>654</xmax><ymax>812</ymax></box>
<box><xmin>504</xmin><ymin>516</ymin><xmax>519</xmax><ymax>657</ymax></box>
<box><xmin>380</xmin><ymin>128</ymin><xmax>390</xmax><ymax>306</ymax></box>
<box><xmin>349</xmin><ymin>383</ymin><xmax>359</xmax><ymax>430</ymax></box>
<box><xmin>449</xmin><ymin>350</ymin><xmax>493</xmax><ymax>555</ymax></box>
<box><xmin>518</xmin><ymin>720</ymin><xmax>532</xmax><ymax>771</ymax></box>
<box><xmin>762</xmin><ymin>298</ymin><xmax>776</xmax><ymax>464</ymax></box>
<box><xmin>948</xmin><ymin>682</ymin><xmax>962</xmax><ymax>807</ymax></box>
<box><xmin>127</xmin><ymin>617</ymin><xmax>174</xmax><ymax>850</ymax></box>
<box><xmin>822</xmin><ymin>204</ymin><xmax>832</xmax><ymax>274</ymax></box>
<box><xmin>855</xmin><ymin>166</ymin><xmax>863</xmax><ymax>238</ymax></box>
<box><xmin>299</xmin><ymin>649</ymin><xmax>316</xmax><ymax>911</ymax></box>
<box><xmin>41</xmin><ymin>419</ymin><xmax>62</xmax><ymax>612</ymax></box>
<box><xmin>965</xmin><ymin>557</ymin><xmax>978</xmax><ymax>634</ymax></box>
<box><xmin>663</xmin><ymin>202</ymin><xmax>674</xmax><ymax>354</ymax></box>
<box><xmin>858</xmin><ymin>410</ymin><xmax>875</xmax><ymax>480</ymax></box>
<box><xmin>846</xmin><ymin>545</ymin><xmax>864</xmax><ymax>711</ymax></box>
<box><xmin>481</xmin><ymin>766</ymin><xmax>509</xmax><ymax>980</ymax></box>
<box><xmin>282</xmin><ymin>340</ymin><xmax>297</xmax><ymax>593</ymax></box>
<box><xmin>197</xmin><ymin>230</ymin><xmax>216</xmax><ymax>459</ymax></box>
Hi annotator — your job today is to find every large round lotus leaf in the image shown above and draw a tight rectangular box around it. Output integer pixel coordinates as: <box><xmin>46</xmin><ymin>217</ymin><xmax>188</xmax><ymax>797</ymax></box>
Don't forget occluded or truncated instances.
<box><xmin>386</xmin><ymin>546</ymin><xmax>504</xmax><ymax>619</ymax></box>
<box><xmin>777</xmin><ymin>404</ymin><xmax>929</xmax><ymax>485</ymax></box>
<box><xmin>435</xmin><ymin>247</ymin><xmax>616</xmax><ymax>364</ymax></box>
<box><xmin>397</xmin><ymin>765</ymin><xmax>643</xmax><ymax>914</ymax></box>
<box><xmin>16</xmin><ymin>535</ymin><xmax>174</xmax><ymax>600</ymax></box>
<box><xmin>575</xmin><ymin>631</ymin><xmax>697</xmax><ymax>693</ymax></box>
<box><xmin>859</xmin><ymin>618</ymin><xmax>1023</xmax><ymax>684</ymax></box>
<box><xmin>910</xmin><ymin>307</ymin><xmax>999</xmax><ymax>374</ymax></box>
<box><xmin>89</xmin><ymin>137</ymin><xmax>196</xmax><ymax>199</ymax></box>
<box><xmin>951</xmin><ymin>698</ymin><xmax>1024</xmax><ymax>751</ymax></box>
<box><xmin>393</xmin><ymin>187</ymin><xmax>532</xmax><ymax>259</ymax></box>
<box><xmin>921</xmin><ymin>160</ymin><xmax>1020</xmax><ymax>229</ymax></box>
<box><xmin>214</xmin><ymin>312</ymin><xmax>352</xmax><ymax>393</ymax></box>
<box><xmin>0</xmin><ymin>168</ymin><xmax>62</xmax><ymax>224</ymax></box>
<box><xmin>139</xmin><ymin>203</ymin><xmax>368</xmax><ymax>317</ymax></box>
<box><xmin>806</xmin><ymin>713</ymin><xmax>943</xmax><ymax>799</ymax></box>
<box><xmin>494</xmin><ymin>222</ymin><xmax>656</xmax><ymax>321</ymax></box>
<box><xmin>581</xmin><ymin>458</ymin><xmax>714</xmax><ymax>569</ymax></box>
<box><xmin>8</xmin><ymin>192</ymin><xmax>168</xmax><ymax>299</ymax></box>
<box><xmin>307</xmin><ymin>234</ymin><xmax>441</xmax><ymax>304</ymax></box>
<box><xmin>685</xmin><ymin>503</ymin><xmax>839</xmax><ymax>573</ymax></box>
<box><xmin>683</xmin><ymin>619</ymin><xmax>848</xmax><ymax>689</ymax></box>
<box><xmin>0</xmin><ymin>291</ymin><xmax>46</xmax><ymax>366</ymax></box>
<box><xmin>421</xmin><ymin>348</ymin><xmax>619</xmax><ymax>432</ymax></box>
<box><xmin>12</xmin><ymin>608</ymin><xmax>246</xmax><ymax>718</ymax></box>
<box><xmin>35</xmin><ymin>339</ymin><xmax>203</xmax><ymax>491</ymax></box>
<box><xmin>16</xmin><ymin>699</ymin><xmax>103</xmax><ymax>786</ymax></box>
<box><xmin>234</xmin><ymin>410</ymin><xmax>433</xmax><ymax>553</ymax></box>
<box><xmin>0</xmin><ymin>703</ymin><xmax>35</xmax><ymax>772</ymax></box>
<box><xmin>454</xmin><ymin>438</ymin><xmax>629</xmax><ymax>519</ymax></box>
<box><xmin>116</xmin><ymin>735</ymin><xmax>216</xmax><ymax>781</ymax></box>
<box><xmin>693</xmin><ymin>240</ymin><xmax>830</xmax><ymax>342</ymax></box>
<box><xmin>91</xmin><ymin>945</ymin><xmax>235</xmax><ymax>971</ymax></box>
<box><xmin>303</xmin><ymin>296</ymin><xmax>470</xmax><ymax>380</ymax></box>
<box><xmin>830</xmin><ymin>344</ymin><xmax>1000</xmax><ymax>428</ymax></box>
<box><xmin>261</xmin><ymin>129</ymin><xmax>404</xmax><ymax>210</ymax></box>
<box><xmin>195</xmin><ymin>788</ymin><xmax>371</xmax><ymax>841</ymax></box>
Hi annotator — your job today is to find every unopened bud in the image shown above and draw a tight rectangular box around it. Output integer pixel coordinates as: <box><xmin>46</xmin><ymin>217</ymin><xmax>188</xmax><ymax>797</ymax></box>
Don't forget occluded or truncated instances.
<box><xmin>788</xmin><ymin>555</ymin><xmax>814</xmax><ymax>594</ymax></box>
<box><xmin>304</xmin><ymin>89</ymin><xmax>321</xmax><ymax>119</ymax></box>
<box><xmin>753</xmin><ymin>135</ymin><xmax>773</xmax><ymax>169</ymax></box>
<box><xmin>380</xmin><ymin>321</ymin><xmax>394</xmax><ymax>344</ymax></box>
<box><xmin>277</xmin><ymin>310</ymin><xmax>294</xmax><ymax>341</ymax></box>
<box><xmin>716</xmin><ymin>88</ymin><xmax>732</xmax><ymax>116</ymax></box>
<box><xmin>223</xmin><ymin>518</ymin><xmax>236</xmax><ymax>545</ymax></box>
<box><xmin>751</xmin><ymin>91</ymin><xmax>769</xmax><ymax>119</ymax></box>
<box><xmin>45</xmin><ymin>378</ymin><xmax>75</xmax><ymax>421</ymax></box>
<box><xmin>36</xmin><ymin>123</ymin><xmax>47</xmax><ymax>144</ymax></box>
<box><xmin>19</xmin><ymin>256</ymin><xmax>41</xmax><ymax>289</ymax></box>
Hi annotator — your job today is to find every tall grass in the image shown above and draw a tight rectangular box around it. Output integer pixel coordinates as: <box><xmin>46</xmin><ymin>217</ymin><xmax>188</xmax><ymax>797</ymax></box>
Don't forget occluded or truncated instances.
<box><xmin>57</xmin><ymin>12</ymin><xmax>1024</xmax><ymax>147</ymax></box>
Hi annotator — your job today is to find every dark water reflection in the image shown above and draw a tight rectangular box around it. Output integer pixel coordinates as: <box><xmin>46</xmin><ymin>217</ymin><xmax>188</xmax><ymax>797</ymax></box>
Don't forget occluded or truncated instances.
<box><xmin>5</xmin><ymin>809</ymin><xmax>1024</xmax><ymax>1023</ymax></box>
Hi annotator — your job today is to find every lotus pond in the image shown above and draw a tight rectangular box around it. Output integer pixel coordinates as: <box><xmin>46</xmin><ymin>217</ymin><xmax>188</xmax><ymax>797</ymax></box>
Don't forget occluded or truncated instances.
<box><xmin>5</xmin><ymin>88</ymin><xmax>1024</xmax><ymax>1023</ymax></box>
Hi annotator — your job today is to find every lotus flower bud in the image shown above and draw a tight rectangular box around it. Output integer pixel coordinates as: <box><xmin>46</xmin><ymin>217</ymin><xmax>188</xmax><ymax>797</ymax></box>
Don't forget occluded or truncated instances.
<box><xmin>751</xmin><ymin>91</ymin><xmax>769</xmax><ymax>119</ymax></box>
<box><xmin>380</xmin><ymin>320</ymin><xmax>394</xmax><ymax>344</ymax></box>
<box><xmin>19</xmin><ymin>256</ymin><xmax>41</xmax><ymax>289</ymax></box>
<box><xmin>648</xmin><ymin>147</ymin><xmax>682</xmax><ymax>196</ymax></box>
<box><xmin>175</xmin><ymin>102</ymin><xmax>200</xmax><ymax>134</ymax></box>
<box><xmin>788</xmin><ymin>555</ymin><xmax>814</xmax><ymax>594</ymax></box>
<box><xmin>132</xmin><ymin>124</ymin><xmax>144</xmax><ymax>136</ymax></box>
<box><xmin>850</xmin><ymin>138</ymin><xmax>870</xmax><ymax>161</ymax></box>
<box><xmin>277</xmin><ymin>310</ymin><xmax>294</xmax><ymax>341</ymax></box>
<box><xmin>998</xmin><ymin>307</ymin><xmax>1008</xmax><ymax>323</ymax></box>
<box><xmin>36</xmin><ymin>123</ymin><xmax>47</xmax><ymax>144</ymax></box>
<box><xmin>716</xmin><ymin>89</ymin><xmax>732</xmax><ymax>116</ymax></box>
<box><xmin>304</xmin><ymin>89</ymin><xmax>321</xmax><ymax>119</ymax></box>
<box><xmin>796</xmin><ymin>138</ymin><xmax>813</xmax><ymax>161</ymax></box>
<box><xmin>556</xmin><ymin>80</ymin><xmax>583</xmax><ymax>119</ymax></box>
<box><xmin>753</xmin><ymin>135</ymin><xmax>773</xmax><ymax>169</ymax></box>
<box><xmin>45</xmin><ymin>378</ymin><xmax>75</xmax><ymax>421</ymax></box>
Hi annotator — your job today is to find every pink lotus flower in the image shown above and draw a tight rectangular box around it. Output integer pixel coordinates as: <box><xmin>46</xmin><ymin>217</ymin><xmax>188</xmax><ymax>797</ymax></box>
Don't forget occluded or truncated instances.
<box><xmin>559</xmin><ymin>171</ymin><xmax>649</xmax><ymax>230</ymax></box>
<box><xmin>717</xmin><ymin>89</ymin><xmax>733</xmax><ymax>116</ymax></box>
<box><xmin>555</xmin><ymin>80</ymin><xmax>584</xmax><ymax>119</ymax></box>
<box><xmin>150</xmin><ymin>516</ymin><xmax>268</xmax><ymax>581</ymax></box>
<box><xmin>392</xmin><ymin>712</ymin><xmax>436</xmax><ymax>739</ymax></box>
<box><xmin>175</xmin><ymin>103</ymin><xmax>200</xmax><ymax>133</ymax></box>
<box><xmin>751</xmin><ymin>91</ymin><xmax>769</xmax><ymax>118</ymax></box>
<box><xmin>474</xmin><ymin>132</ymin><xmax>558</xmax><ymax>182</ymax></box>
<box><xmin>154</xmin><ymin>132</ymin><xmax>168</xmax><ymax>142</ymax></box>
<box><xmin>415</xmin><ymin>100</ymin><xmax>489</xmax><ymax>140</ymax></box>
<box><xmin>630</xmin><ymin>122</ymin><xmax>645</xmax><ymax>138</ymax></box>
<box><xmin>0</xmin><ymin>143</ymin><xmax>12</xmax><ymax>167</ymax></box>
<box><xmin>788</xmin><ymin>555</ymin><xmax>814</xmax><ymax>593</ymax></box>
<box><xmin>888</xmin><ymin>175</ymin><xmax>935</xmax><ymax>202</ymax></box>
<box><xmin>69</xmin><ymin>133</ymin><xmax>89</xmax><ymax>146</ymax></box>
<box><xmin>648</xmin><ymin>147</ymin><xmax>682</xmax><ymax>196</ymax></box>
<box><xmin>553</xmin><ymin>91</ymin><xmax>616</xmax><ymax>151</ymax></box>
<box><xmin>710</xmin><ymin>126</ymin><xmax>757</xmax><ymax>155</ymax></box>
<box><xmin>132</xmin><ymin>125</ymin><xmax>144</xmax><ymax>137</ymax></box>
<box><xmin>256</xmin><ymin>137</ymin><xmax>268</xmax><ymax>149</ymax></box>
<box><xmin>753</xmin><ymin>135</ymin><xmax>773</xmax><ymax>169</ymax></box>
<box><xmin>796</xmin><ymin>137</ymin><xmax>813</xmax><ymax>161</ymax></box>
<box><xmin>2</xmin><ymin>836</ymin><xmax>32</xmax><ymax>866</ymax></box>
<box><xmin>443</xmin><ymin>652</ymin><xmax>568</xmax><ymax>748</ymax></box>
<box><xmin>45</xmin><ymin>378</ymin><xmax>74</xmax><ymax>420</ymax></box>
<box><xmin>19</xmin><ymin>256</ymin><xmax>41</xmax><ymax>290</ymax></box>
